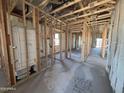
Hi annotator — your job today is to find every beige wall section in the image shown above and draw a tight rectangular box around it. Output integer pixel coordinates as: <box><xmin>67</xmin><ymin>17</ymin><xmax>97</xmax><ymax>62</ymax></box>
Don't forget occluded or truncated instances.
<box><xmin>107</xmin><ymin>0</ymin><xmax>124</xmax><ymax>93</ymax></box>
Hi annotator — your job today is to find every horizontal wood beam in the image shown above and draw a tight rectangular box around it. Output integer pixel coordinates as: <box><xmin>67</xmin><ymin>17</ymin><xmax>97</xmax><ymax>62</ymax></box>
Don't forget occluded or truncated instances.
<box><xmin>39</xmin><ymin>0</ymin><xmax>49</xmax><ymax>8</ymax></box>
<box><xmin>25</xmin><ymin>1</ymin><xmax>66</xmax><ymax>25</ymax></box>
<box><xmin>66</xmin><ymin>7</ymin><xmax>114</xmax><ymax>21</ymax></box>
<box><xmin>72</xmin><ymin>30</ymin><xmax>82</xmax><ymax>33</ymax></box>
<box><xmin>59</xmin><ymin>0</ymin><xmax>115</xmax><ymax>18</ymax></box>
<box><xmin>69</xmin><ymin>13</ymin><xmax>111</xmax><ymax>25</ymax></box>
<box><xmin>70</xmin><ymin>19</ymin><xmax>110</xmax><ymax>26</ymax></box>
<box><xmin>50</xmin><ymin>0</ymin><xmax>81</xmax><ymax>14</ymax></box>
<box><xmin>70</xmin><ymin>28</ymin><xmax>83</xmax><ymax>30</ymax></box>
<box><xmin>26</xmin><ymin>0</ymin><xmax>49</xmax><ymax>16</ymax></box>
<box><xmin>89</xmin><ymin>19</ymin><xmax>110</xmax><ymax>25</ymax></box>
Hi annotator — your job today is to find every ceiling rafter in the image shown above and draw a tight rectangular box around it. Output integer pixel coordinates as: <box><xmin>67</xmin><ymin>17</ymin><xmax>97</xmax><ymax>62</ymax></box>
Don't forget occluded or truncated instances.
<box><xmin>58</xmin><ymin>0</ymin><xmax>115</xmax><ymax>19</ymax></box>
<box><xmin>66</xmin><ymin>7</ymin><xmax>114</xmax><ymax>22</ymax></box>
<box><xmin>69</xmin><ymin>18</ymin><xmax>110</xmax><ymax>27</ymax></box>
<box><xmin>26</xmin><ymin>0</ymin><xmax>50</xmax><ymax>16</ymax></box>
<box><xmin>50</xmin><ymin>0</ymin><xmax>81</xmax><ymax>14</ymax></box>
<box><xmin>69</xmin><ymin>12</ymin><xmax>111</xmax><ymax>25</ymax></box>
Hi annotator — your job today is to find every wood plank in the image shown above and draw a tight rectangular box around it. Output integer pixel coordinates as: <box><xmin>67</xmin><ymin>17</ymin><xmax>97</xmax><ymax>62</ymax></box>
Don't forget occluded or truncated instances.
<box><xmin>34</xmin><ymin>8</ymin><xmax>41</xmax><ymax>71</ymax></box>
<box><xmin>23</xmin><ymin>0</ymin><xmax>29</xmax><ymax>78</ymax></box>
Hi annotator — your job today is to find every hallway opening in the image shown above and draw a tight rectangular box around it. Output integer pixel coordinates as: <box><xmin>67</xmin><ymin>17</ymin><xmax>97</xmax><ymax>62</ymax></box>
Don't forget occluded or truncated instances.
<box><xmin>1</xmin><ymin>0</ymin><xmax>124</xmax><ymax>93</ymax></box>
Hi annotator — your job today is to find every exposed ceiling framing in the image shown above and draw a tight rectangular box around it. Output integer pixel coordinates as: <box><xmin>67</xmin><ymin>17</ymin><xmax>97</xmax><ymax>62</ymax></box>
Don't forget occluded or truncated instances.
<box><xmin>9</xmin><ymin>0</ymin><xmax>116</xmax><ymax>32</ymax></box>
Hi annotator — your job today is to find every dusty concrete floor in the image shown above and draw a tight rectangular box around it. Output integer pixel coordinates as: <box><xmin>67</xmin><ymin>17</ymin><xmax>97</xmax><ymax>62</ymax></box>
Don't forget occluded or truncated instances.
<box><xmin>6</xmin><ymin>48</ymin><xmax>113</xmax><ymax>93</ymax></box>
<box><xmin>0</xmin><ymin>69</ymin><xmax>8</xmax><ymax>87</ymax></box>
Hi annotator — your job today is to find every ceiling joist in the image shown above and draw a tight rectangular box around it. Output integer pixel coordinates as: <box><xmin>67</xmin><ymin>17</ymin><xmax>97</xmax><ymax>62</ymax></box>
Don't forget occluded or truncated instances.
<box><xmin>66</xmin><ymin>7</ymin><xmax>114</xmax><ymax>21</ymax></box>
<box><xmin>58</xmin><ymin>0</ymin><xmax>115</xmax><ymax>18</ymax></box>
<box><xmin>50</xmin><ymin>0</ymin><xmax>81</xmax><ymax>14</ymax></box>
<box><xmin>69</xmin><ymin>12</ymin><xmax>111</xmax><ymax>25</ymax></box>
<box><xmin>26</xmin><ymin>0</ymin><xmax>49</xmax><ymax>17</ymax></box>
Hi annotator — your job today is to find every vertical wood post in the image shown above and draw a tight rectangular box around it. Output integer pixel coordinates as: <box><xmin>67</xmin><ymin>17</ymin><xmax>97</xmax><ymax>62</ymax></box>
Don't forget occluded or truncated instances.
<box><xmin>101</xmin><ymin>23</ymin><xmax>108</xmax><ymax>58</ymax></box>
<box><xmin>81</xmin><ymin>23</ymin><xmax>86</xmax><ymax>62</ymax></box>
<box><xmin>44</xmin><ymin>17</ymin><xmax>48</xmax><ymax>65</ymax></box>
<box><xmin>65</xmin><ymin>24</ymin><xmax>68</xmax><ymax>58</ymax></box>
<box><xmin>60</xmin><ymin>23</ymin><xmax>63</xmax><ymax>62</ymax></box>
<box><xmin>33</xmin><ymin>8</ymin><xmax>41</xmax><ymax>71</ymax></box>
<box><xmin>69</xmin><ymin>31</ymin><xmax>72</xmax><ymax>58</ymax></box>
<box><xmin>1</xmin><ymin>0</ymin><xmax>16</xmax><ymax>85</ymax></box>
<box><xmin>76</xmin><ymin>33</ymin><xmax>79</xmax><ymax>49</ymax></box>
<box><xmin>50</xmin><ymin>20</ymin><xmax>55</xmax><ymax>64</ymax></box>
<box><xmin>23</xmin><ymin>0</ymin><xmax>29</xmax><ymax>78</ymax></box>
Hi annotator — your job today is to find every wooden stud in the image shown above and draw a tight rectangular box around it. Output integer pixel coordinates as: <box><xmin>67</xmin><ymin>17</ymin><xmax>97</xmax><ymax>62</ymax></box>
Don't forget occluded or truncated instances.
<box><xmin>101</xmin><ymin>23</ymin><xmax>108</xmax><ymax>58</ymax></box>
<box><xmin>69</xmin><ymin>31</ymin><xmax>72</xmax><ymax>58</ymax></box>
<box><xmin>44</xmin><ymin>17</ymin><xmax>48</xmax><ymax>65</ymax></box>
<box><xmin>65</xmin><ymin>24</ymin><xmax>69</xmax><ymax>58</ymax></box>
<box><xmin>23</xmin><ymin>0</ymin><xmax>29</xmax><ymax>78</ymax></box>
<box><xmin>60</xmin><ymin>23</ymin><xmax>63</xmax><ymax>62</ymax></box>
<box><xmin>34</xmin><ymin>8</ymin><xmax>41</xmax><ymax>71</ymax></box>
<box><xmin>1</xmin><ymin>0</ymin><xmax>16</xmax><ymax>85</ymax></box>
<box><xmin>49</xmin><ymin>20</ymin><xmax>55</xmax><ymax>65</ymax></box>
<box><xmin>6</xmin><ymin>13</ymin><xmax>16</xmax><ymax>85</ymax></box>
<box><xmin>81</xmin><ymin>22</ymin><xmax>87</xmax><ymax>62</ymax></box>
<box><xmin>76</xmin><ymin>33</ymin><xmax>79</xmax><ymax>49</ymax></box>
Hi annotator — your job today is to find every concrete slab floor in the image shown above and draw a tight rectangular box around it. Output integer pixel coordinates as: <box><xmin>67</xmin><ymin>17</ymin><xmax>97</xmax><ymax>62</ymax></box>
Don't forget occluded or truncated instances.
<box><xmin>0</xmin><ymin>69</ymin><xmax>8</xmax><ymax>87</ymax></box>
<box><xmin>6</xmin><ymin>48</ymin><xmax>113</xmax><ymax>93</ymax></box>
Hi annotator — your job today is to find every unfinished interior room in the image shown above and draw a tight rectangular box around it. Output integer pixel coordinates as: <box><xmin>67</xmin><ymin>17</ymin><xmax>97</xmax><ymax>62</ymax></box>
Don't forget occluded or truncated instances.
<box><xmin>0</xmin><ymin>0</ymin><xmax>124</xmax><ymax>93</ymax></box>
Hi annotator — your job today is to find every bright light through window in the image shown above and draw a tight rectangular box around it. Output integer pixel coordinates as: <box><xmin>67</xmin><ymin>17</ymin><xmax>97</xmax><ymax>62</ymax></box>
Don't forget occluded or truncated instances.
<box><xmin>55</xmin><ymin>33</ymin><xmax>60</xmax><ymax>45</ymax></box>
<box><xmin>96</xmin><ymin>38</ymin><xmax>102</xmax><ymax>48</ymax></box>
